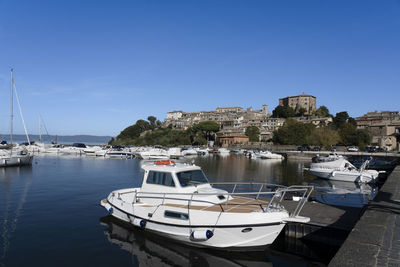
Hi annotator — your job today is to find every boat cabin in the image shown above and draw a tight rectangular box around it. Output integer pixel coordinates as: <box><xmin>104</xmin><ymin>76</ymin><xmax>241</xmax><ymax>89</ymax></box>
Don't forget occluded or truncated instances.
<box><xmin>72</xmin><ymin>143</ymin><xmax>87</xmax><ymax>148</ymax></box>
<box><xmin>141</xmin><ymin>161</ymin><xmax>213</xmax><ymax>193</ymax></box>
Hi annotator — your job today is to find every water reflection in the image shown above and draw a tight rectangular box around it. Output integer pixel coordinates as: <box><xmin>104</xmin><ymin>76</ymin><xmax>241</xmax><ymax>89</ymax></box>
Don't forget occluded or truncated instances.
<box><xmin>100</xmin><ymin>215</ymin><xmax>324</xmax><ymax>266</ymax></box>
<box><xmin>189</xmin><ymin>155</ymin><xmax>313</xmax><ymax>186</ymax></box>
<box><xmin>309</xmin><ymin>179</ymin><xmax>377</xmax><ymax>208</ymax></box>
<box><xmin>0</xmin><ymin>166</ymin><xmax>32</xmax><ymax>264</ymax></box>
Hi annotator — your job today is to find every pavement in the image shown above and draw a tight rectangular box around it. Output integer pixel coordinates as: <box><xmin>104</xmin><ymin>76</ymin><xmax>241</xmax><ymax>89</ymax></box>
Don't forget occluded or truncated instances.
<box><xmin>329</xmin><ymin>165</ymin><xmax>400</xmax><ymax>267</ymax></box>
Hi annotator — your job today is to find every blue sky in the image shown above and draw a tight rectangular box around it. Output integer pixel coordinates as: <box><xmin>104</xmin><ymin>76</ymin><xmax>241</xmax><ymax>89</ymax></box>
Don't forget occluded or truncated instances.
<box><xmin>0</xmin><ymin>0</ymin><xmax>399</xmax><ymax>136</ymax></box>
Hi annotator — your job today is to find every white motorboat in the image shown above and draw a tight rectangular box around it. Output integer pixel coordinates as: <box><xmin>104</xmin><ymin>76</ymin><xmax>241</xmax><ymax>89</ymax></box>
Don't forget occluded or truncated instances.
<box><xmin>244</xmin><ymin>150</ymin><xmax>257</xmax><ymax>158</ymax></box>
<box><xmin>256</xmin><ymin>151</ymin><xmax>284</xmax><ymax>160</ymax></box>
<box><xmin>217</xmin><ymin>148</ymin><xmax>230</xmax><ymax>155</ymax></box>
<box><xmin>167</xmin><ymin>147</ymin><xmax>182</xmax><ymax>159</ymax></box>
<box><xmin>182</xmin><ymin>148</ymin><xmax>198</xmax><ymax>157</ymax></box>
<box><xmin>308</xmin><ymin>158</ymin><xmax>380</xmax><ymax>183</ymax></box>
<box><xmin>138</xmin><ymin>148</ymin><xmax>169</xmax><ymax>160</ymax></box>
<box><xmin>24</xmin><ymin>141</ymin><xmax>46</xmax><ymax>154</ymax></box>
<box><xmin>196</xmin><ymin>148</ymin><xmax>209</xmax><ymax>156</ymax></box>
<box><xmin>59</xmin><ymin>143</ymin><xmax>87</xmax><ymax>155</ymax></box>
<box><xmin>84</xmin><ymin>145</ymin><xmax>102</xmax><ymax>156</ymax></box>
<box><xmin>311</xmin><ymin>153</ymin><xmax>344</xmax><ymax>163</ymax></box>
<box><xmin>106</xmin><ymin>148</ymin><xmax>134</xmax><ymax>159</ymax></box>
<box><xmin>44</xmin><ymin>144</ymin><xmax>64</xmax><ymax>154</ymax></box>
<box><xmin>101</xmin><ymin>160</ymin><xmax>312</xmax><ymax>249</ymax></box>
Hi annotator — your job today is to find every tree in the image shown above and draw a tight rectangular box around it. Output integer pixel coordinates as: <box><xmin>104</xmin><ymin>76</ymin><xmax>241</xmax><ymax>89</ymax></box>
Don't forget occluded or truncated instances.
<box><xmin>338</xmin><ymin>123</ymin><xmax>371</xmax><ymax>147</ymax></box>
<box><xmin>333</xmin><ymin>112</ymin><xmax>357</xmax><ymax>128</ymax></box>
<box><xmin>116</xmin><ymin>119</ymin><xmax>150</xmax><ymax>140</ymax></box>
<box><xmin>272</xmin><ymin>106</ymin><xmax>295</xmax><ymax>118</ymax></box>
<box><xmin>315</xmin><ymin>106</ymin><xmax>330</xmax><ymax>117</ymax></box>
<box><xmin>108</xmin><ymin>137</ymin><xmax>115</xmax><ymax>145</ymax></box>
<box><xmin>307</xmin><ymin>127</ymin><xmax>340</xmax><ymax>148</ymax></box>
<box><xmin>147</xmin><ymin>116</ymin><xmax>157</xmax><ymax>129</ymax></box>
<box><xmin>296</xmin><ymin>108</ymin><xmax>307</xmax><ymax>117</ymax></box>
<box><xmin>348</xmin><ymin>117</ymin><xmax>357</xmax><ymax>126</ymax></box>
<box><xmin>193</xmin><ymin>121</ymin><xmax>220</xmax><ymax>141</ymax></box>
<box><xmin>272</xmin><ymin>118</ymin><xmax>315</xmax><ymax>145</ymax></box>
<box><xmin>245</xmin><ymin>126</ymin><xmax>260</xmax><ymax>142</ymax></box>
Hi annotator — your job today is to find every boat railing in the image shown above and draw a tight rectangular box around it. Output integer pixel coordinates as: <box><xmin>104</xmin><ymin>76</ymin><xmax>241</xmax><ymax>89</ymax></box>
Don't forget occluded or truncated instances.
<box><xmin>115</xmin><ymin>183</ymin><xmax>313</xmax><ymax>217</ymax></box>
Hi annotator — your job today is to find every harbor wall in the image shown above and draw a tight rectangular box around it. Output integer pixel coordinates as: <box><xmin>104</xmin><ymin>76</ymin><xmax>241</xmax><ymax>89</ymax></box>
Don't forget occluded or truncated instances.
<box><xmin>329</xmin><ymin>165</ymin><xmax>400</xmax><ymax>266</ymax></box>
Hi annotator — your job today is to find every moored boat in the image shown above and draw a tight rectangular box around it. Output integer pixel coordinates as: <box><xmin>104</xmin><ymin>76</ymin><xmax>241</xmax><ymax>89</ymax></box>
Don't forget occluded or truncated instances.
<box><xmin>308</xmin><ymin>158</ymin><xmax>380</xmax><ymax>183</ymax></box>
<box><xmin>256</xmin><ymin>151</ymin><xmax>284</xmax><ymax>160</ymax></box>
<box><xmin>101</xmin><ymin>160</ymin><xmax>312</xmax><ymax>249</ymax></box>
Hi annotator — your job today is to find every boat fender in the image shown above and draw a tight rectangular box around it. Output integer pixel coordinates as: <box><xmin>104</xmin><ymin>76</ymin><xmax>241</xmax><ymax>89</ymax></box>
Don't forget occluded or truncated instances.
<box><xmin>331</xmin><ymin>171</ymin><xmax>336</xmax><ymax>177</ymax></box>
<box><xmin>190</xmin><ymin>230</ymin><xmax>213</xmax><ymax>241</ymax></box>
<box><xmin>133</xmin><ymin>218</ymin><xmax>146</xmax><ymax>228</ymax></box>
<box><xmin>104</xmin><ymin>203</ymin><xmax>113</xmax><ymax>214</ymax></box>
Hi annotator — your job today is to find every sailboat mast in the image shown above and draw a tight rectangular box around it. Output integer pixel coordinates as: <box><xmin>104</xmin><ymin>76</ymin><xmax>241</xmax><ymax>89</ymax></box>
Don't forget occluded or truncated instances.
<box><xmin>39</xmin><ymin>116</ymin><xmax>42</xmax><ymax>143</ymax></box>
<box><xmin>10</xmin><ymin>68</ymin><xmax>13</xmax><ymax>145</ymax></box>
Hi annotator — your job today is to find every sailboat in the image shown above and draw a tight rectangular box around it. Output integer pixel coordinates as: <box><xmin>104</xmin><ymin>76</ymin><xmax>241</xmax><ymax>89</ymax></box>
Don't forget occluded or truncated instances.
<box><xmin>25</xmin><ymin>116</ymin><xmax>48</xmax><ymax>153</ymax></box>
<box><xmin>0</xmin><ymin>68</ymin><xmax>33</xmax><ymax>167</ymax></box>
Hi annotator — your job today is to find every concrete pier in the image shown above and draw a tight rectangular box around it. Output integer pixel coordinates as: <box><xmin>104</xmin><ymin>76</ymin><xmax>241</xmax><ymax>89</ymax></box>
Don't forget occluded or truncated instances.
<box><xmin>329</xmin><ymin>165</ymin><xmax>400</xmax><ymax>266</ymax></box>
<box><xmin>283</xmin><ymin>201</ymin><xmax>362</xmax><ymax>245</ymax></box>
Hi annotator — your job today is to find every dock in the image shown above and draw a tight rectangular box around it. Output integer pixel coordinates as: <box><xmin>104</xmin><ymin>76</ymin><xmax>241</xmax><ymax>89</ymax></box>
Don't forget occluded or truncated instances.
<box><xmin>283</xmin><ymin>200</ymin><xmax>363</xmax><ymax>246</ymax></box>
<box><xmin>281</xmin><ymin>150</ymin><xmax>400</xmax><ymax>160</ymax></box>
<box><xmin>328</xmin><ymin>165</ymin><xmax>400</xmax><ymax>266</ymax></box>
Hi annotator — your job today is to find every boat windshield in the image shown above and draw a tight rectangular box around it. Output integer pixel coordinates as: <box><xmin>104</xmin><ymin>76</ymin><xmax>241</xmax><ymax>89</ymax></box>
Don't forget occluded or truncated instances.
<box><xmin>176</xmin><ymin>170</ymin><xmax>209</xmax><ymax>187</ymax></box>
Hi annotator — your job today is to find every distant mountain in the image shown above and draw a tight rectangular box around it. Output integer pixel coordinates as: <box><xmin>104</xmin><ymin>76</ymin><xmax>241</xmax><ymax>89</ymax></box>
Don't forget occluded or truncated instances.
<box><xmin>0</xmin><ymin>134</ymin><xmax>113</xmax><ymax>144</ymax></box>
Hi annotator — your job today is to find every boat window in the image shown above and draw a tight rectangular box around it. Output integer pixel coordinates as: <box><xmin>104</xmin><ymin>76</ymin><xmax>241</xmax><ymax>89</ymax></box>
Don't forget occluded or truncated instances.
<box><xmin>164</xmin><ymin>211</ymin><xmax>189</xmax><ymax>220</ymax></box>
<box><xmin>147</xmin><ymin>171</ymin><xmax>175</xmax><ymax>187</ymax></box>
<box><xmin>176</xmin><ymin>170</ymin><xmax>209</xmax><ymax>187</ymax></box>
<box><xmin>72</xmin><ymin>143</ymin><xmax>86</xmax><ymax>148</ymax></box>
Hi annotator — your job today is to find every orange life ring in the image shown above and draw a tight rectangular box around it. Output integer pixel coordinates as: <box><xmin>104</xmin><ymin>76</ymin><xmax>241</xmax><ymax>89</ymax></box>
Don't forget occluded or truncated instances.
<box><xmin>155</xmin><ymin>160</ymin><xmax>175</xmax><ymax>165</ymax></box>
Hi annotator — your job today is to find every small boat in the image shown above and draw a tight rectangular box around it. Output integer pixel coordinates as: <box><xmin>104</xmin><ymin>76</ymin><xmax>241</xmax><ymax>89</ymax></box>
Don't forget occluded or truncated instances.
<box><xmin>196</xmin><ymin>148</ymin><xmax>209</xmax><ymax>156</ymax></box>
<box><xmin>217</xmin><ymin>148</ymin><xmax>230</xmax><ymax>154</ymax></box>
<box><xmin>307</xmin><ymin>158</ymin><xmax>380</xmax><ymax>183</ymax></box>
<box><xmin>167</xmin><ymin>147</ymin><xmax>182</xmax><ymax>159</ymax></box>
<box><xmin>83</xmin><ymin>146</ymin><xmax>102</xmax><ymax>156</ymax></box>
<box><xmin>138</xmin><ymin>148</ymin><xmax>169</xmax><ymax>160</ymax></box>
<box><xmin>59</xmin><ymin>143</ymin><xmax>87</xmax><ymax>155</ymax></box>
<box><xmin>105</xmin><ymin>147</ymin><xmax>134</xmax><ymax>159</ymax></box>
<box><xmin>182</xmin><ymin>148</ymin><xmax>198</xmax><ymax>156</ymax></box>
<box><xmin>44</xmin><ymin>144</ymin><xmax>64</xmax><ymax>154</ymax></box>
<box><xmin>101</xmin><ymin>160</ymin><xmax>312</xmax><ymax>249</ymax></box>
<box><xmin>311</xmin><ymin>153</ymin><xmax>344</xmax><ymax>163</ymax></box>
<box><xmin>0</xmin><ymin>149</ymin><xmax>33</xmax><ymax>167</ymax></box>
<box><xmin>255</xmin><ymin>151</ymin><xmax>284</xmax><ymax>160</ymax></box>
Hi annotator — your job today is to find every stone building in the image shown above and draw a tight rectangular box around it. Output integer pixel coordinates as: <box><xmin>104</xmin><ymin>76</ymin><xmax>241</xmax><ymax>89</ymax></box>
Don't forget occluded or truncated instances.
<box><xmin>295</xmin><ymin>116</ymin><xmax>333</xmax><ymax>127</ymax></box>
<box><xmin>356</xmin><ymin>111</ymin><xmax>400</xmax><ymax>151</ymax></box>
<box><xmin>219</xmin><ymin>132</ymin><xmax>249</xmax><ymax>147</ymax></box>
<box><xmin>355</xmin><ymin>111</ymin><xmax>400</xmax><ymax>126</ymax></box>
<box><xmin>164</xmin><ymin>105</ymin><xmax>271</xmax><ymax>134</ymax></box>
<box><xmin>279</xmin><ymin>94</ymin><xmax>316</xmax><ymax>115</ymax></box>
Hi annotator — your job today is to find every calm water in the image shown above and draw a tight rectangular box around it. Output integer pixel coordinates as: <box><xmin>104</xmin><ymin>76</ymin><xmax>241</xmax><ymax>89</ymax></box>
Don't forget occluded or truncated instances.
<box><xmin>1</xmin><ymin>154</ymin><xmax>369</xmax><ymax>266</ymax></box>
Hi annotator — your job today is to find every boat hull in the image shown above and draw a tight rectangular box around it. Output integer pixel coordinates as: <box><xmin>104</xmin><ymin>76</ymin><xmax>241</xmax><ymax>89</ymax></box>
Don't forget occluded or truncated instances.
<box><xmin>309</xmin><ymin>168</ymin><xmax>378</xmax><ymax>183</ymax></box>
<box><xmin>0</xmin><ymin>154</ymin><xmax>33</xmax><ymax>167</ymax></box>
<box><xmin>101</xmin><ymin>199</ymin><xmax>287</xmax><ymax>249</ymax></box>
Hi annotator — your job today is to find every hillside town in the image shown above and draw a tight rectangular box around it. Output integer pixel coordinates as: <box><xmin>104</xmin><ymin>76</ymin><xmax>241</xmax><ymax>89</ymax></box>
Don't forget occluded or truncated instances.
<box><xmin>164</xmin><ymin>94</ymin><xmax>400</xmax><ymax>151</ymax></box>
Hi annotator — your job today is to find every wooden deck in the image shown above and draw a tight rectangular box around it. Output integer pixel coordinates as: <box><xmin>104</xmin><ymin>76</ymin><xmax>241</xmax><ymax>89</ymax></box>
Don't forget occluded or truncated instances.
<box><xmin>163</xmin><ymin>196</ymin><xmax>269</xmax><ymax>213</ymax></box>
